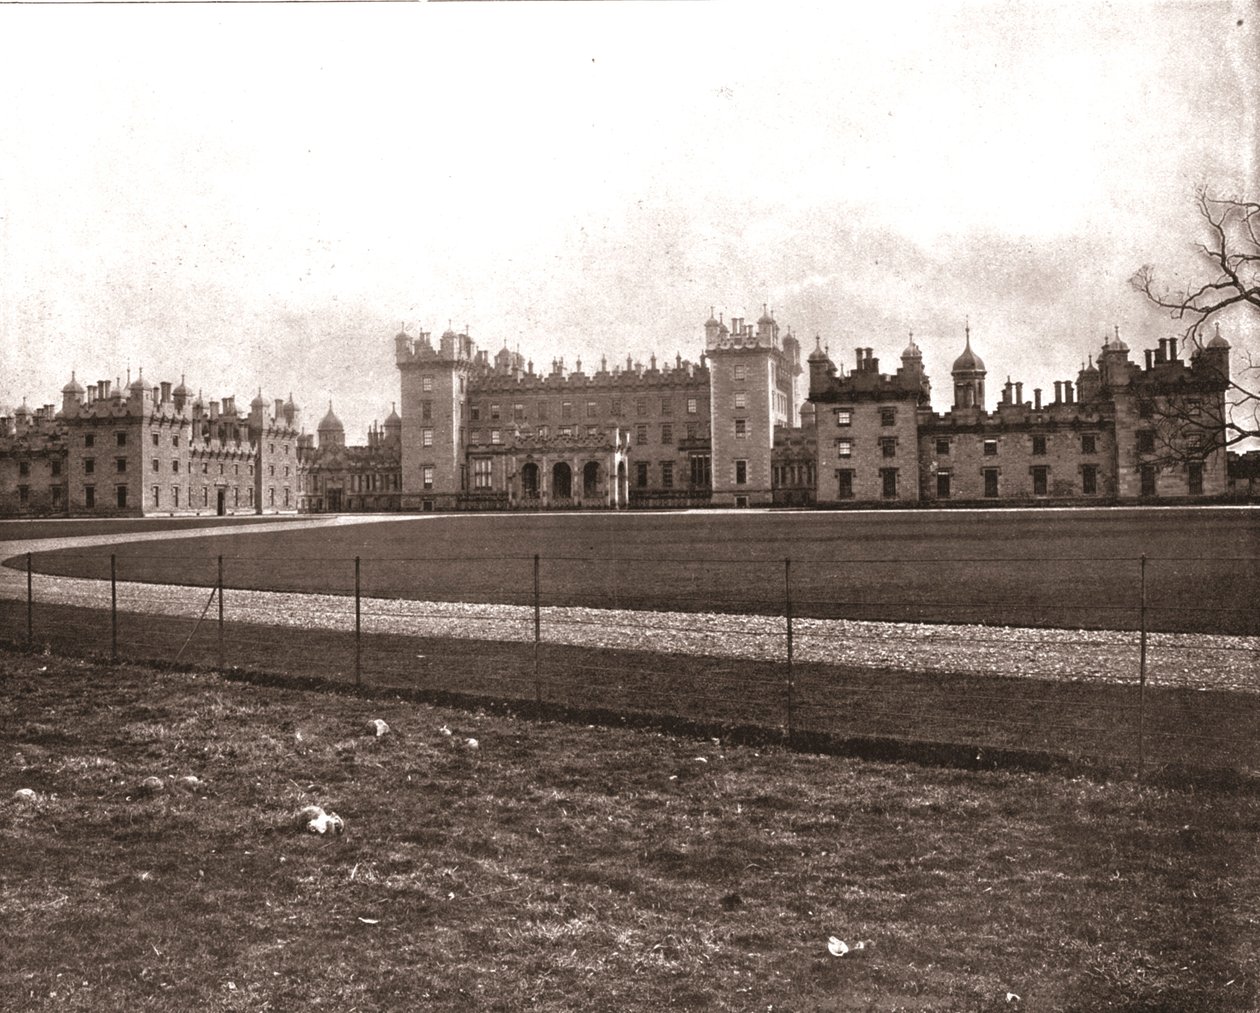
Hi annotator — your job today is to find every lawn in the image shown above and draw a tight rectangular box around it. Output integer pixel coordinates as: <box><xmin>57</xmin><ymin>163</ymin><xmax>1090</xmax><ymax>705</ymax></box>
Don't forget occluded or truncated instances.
<box><xmin>2</xmin><ymin>648</ymin><xmax>1258</xmax><ymax>1011</ymax></box>
<box><xmin>12</xmin><ymin>507</ymin><xmax>1260</xmax><ymax>634</ymax></box>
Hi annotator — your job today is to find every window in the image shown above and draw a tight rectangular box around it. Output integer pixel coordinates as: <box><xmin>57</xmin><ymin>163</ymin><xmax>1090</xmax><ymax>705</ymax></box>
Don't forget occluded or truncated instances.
<box><xmin>116</xmin><ymin>432</ymin><xmax>127</xmax><ymax>447</ymax></box>
<box><xmin>490</xmin><ymin>404</ymin><xmax>501</xmax><ymax>421</ymax></box>
<box><xmin>470</xmin><ymin>405</ymin><xmax>481</xmax><ymax>422</ymax></box>
<box><xmin>880</xmin><ymin>437</ymin><xmax>897</xmax><ymax>458</ymax></box>
<box><xmin>473</xmin><ymin>459</ymin><xmax>492</xmax><ymax>489</ymax></box>
<box><xmin>686</xmin><ymin>422</ymin><xmax>698</xmax><ymax>440</ymax></box>
<box><xmin>422</xmin><ymin>401</ymin><xmax>432</xmax><ymax>421</ymax></box>
<box><xmin>935</xmin><ymin>439</ymin><xmax>950</xmax><ymax>456</ymax></box>
<box><xmin>735</xmin><ymin>419</ymin><xmax>747</xmax><ymax>439</ymax></box>
<box><xmin>84</xmin><ymin>458</ymin><xmax>95</xmax><ymax>475</ymax></box>
<box><xmin>880</xmin><ymin>408</ymin><xmax>896</xmax><ymax>427</ymax></box>
<box><xmin>586</xmin><ymin>426</ymin><xmax>598</xmax><ymax>438</ymax></box>
<box><xmin>611</xmin><ymin>399</ymin><xmax>623</xmax><ymax>417</ymax></box>
<box><xmin>661</xmin><ymin>398</ymin><xmax>672</xmax><ymax>415</ymax></box>
<box><xmin>268</xmin><ymin>464</ymin><xmax>275</xmax><ymax>476</ymax></box>
<box><xmin>85</xmin><ymin>486</ymin><xmax>95</xmax><ymax>509</ymax></box>
<box><xmin>1082</xmin><ymin>433</ymin><xmax>1097</xmax><ymax>454</ymax></box>
<box><xmin>173</xmin><ymin>487</ymin><xmax>179</xmax><ymax>507</ymax></box>
<box><xmin>561</xmin><ymin>402</ymin><xmax>573</xmax><ymax>420</ymax></box>
<box><xmin>151</xmin><ymin>459</ymin><xmax>160</xmax><ymax>472</ymax></box>
<box><xmin>735</xmin><ymin>460</ymin><xmax>748</xmax><ymax>485</ymax></box>
<box><xmin>636</xmin><ymin>424</ymin><xmax>648</xmax><ymax>445</ymax></box>
<box><xmin>117</xmin><ymin>486</ymin><xmax>128</xmax><ymax>509</ymax></box>
<box><xmin>983</xmin><ymin>468</ymin><xmax>999</xmax><ymax>498</ymax></box>
<box><xmin>1140</xmin><ymin>465</ymin><xmax>1157</xmax><ymax>497</ymax></box>
<box><xmin>881</xmin><ymin>468</ymin><xmax>898</xmax><ymax>499</ymax></box>
<box><xmin>1188</xmin><ymin>462</ymin><xmax>1204</xmax><ymax>495</ymax></box>
<box><xmin>172</xmin><ymin>460</ymin><xmax>180</xmax><ymax>473</ymax></box>
<box><xmin>661</xmin><ymin>462</ymin><xmax>674</xmax><ymax>488</ymax></box>
<box><xmin>734</xmin><ymin>393</ymin><xmax>747</xmax><ymax>410</ymax></box>
<box><xmin>203</xmin><ymin>488</ymin><xmax>209</xmax><ymax>507</ymax></box>
<box><xmin>1137</xmin><ymin>431</ymin><xmax>1155</xmax><ymax>454</ymax></box>
<box><xmin>84</xmin><ymin>434</ymin><xmax>94</xmax><ymax>448</ymax></box>
<box><xmin>469</xmin><ymin>430</ymin><xmax>482</xmax><ymax>444</ymax></box>
<box><xmin>686</xmin><ymin>398</ymin><xmax>698</xmax><ymax>415</ymax></box>
<box><xmin>116</xmin><ymin>458</ymin><xmax>127</xmax><ymax>473</ymax></box>
<box><xmin>1032</xmin><ymin>466</ymin><xmax>1048</xmax><ymax>496</ymax></box>
<box><xmin>837</xmin><ymin>469</ymin><xmax>854</xmax><ymax>499</ymax></box>
<box><xmin>586</xmin><ymin>401</ymin><xmax>597</xmax><ymax>418</ymax></box>
<box><xmin>1032</xmin><ymin>435</ymin><xmax>1047</xmax><ymax>456</ymax></box>
<box><xmin>835</xmin><ymin>409</ymin><xmax>852</xmax><ymax>427</ymax></box>
<box><xmin>51</xmin><ymin>487</ymin><xmax>61</xmax><ymax>506</ymax></box>
<box><xmin>733</xmin><ymin>365</ymin><xmax>746</xmax><ymax>381</ymax></box>
<box><xmin>50</xmin><ymin>459</ymin><xmax>61</xmax><ymax>477</ymax></box>
<box><xmin>937</xmin><ymin>472</ymin><xmax>951</xmax><ymax>498</ymax></box>
<box><xmin>172</xmin><ymin>435</ymin><xmax>179</xmax><ymax>448</ymax></box>
<box><xmin>1082</xmin><ymin>464</ymin><xmax>1098</xmax><ymax>495</ymax></box>
<box><xmin>836</xmin><ymin>439</ymin><xmax>853</xmax><ymax>458</ymax></box>
<box><xmin>18</xmin><ymin>486</ymin><xmax>28</xmax><ymax>505</ymax></box>
<box><xmin>18</xmin><ymin>461</ymin><xmax>29</xmax><ymax>477</ymax></box>
<box><xmin>559</xmin><ymin>426</ymin><xmax>572</xmax><ymax>438</ymax></box>
<box><xmin>661</xmin><ymin>424</ymin><xmax>673</xmax><ymax>444</ymax></box>
<box><xmin>422</xmin><ymin>428</ymin><xmax>433</xmax><ymax>447</ymax></box>
<box><xmin>269</xmin><ymin>489</ymin><xmax>275</xmax><ymax>506</ymax></box>
<box><xmin>537</xmin><ymin>425</ymin><xmax>549</xmax><ymax>440</ymax></box>
<box><xmin>1138</xmin><ymin>400</ymin><xmax>1154</xmax><ymax>419</ymax></box>
<box><xmin>689</xmin><ymin>454</ymin><xmax>711</xmax><ymax>487</ymax></box>
<box><xmin>515</xmin><ymin>403</ymin><xmax>526</xmax><ymax>421</ymax></box>
<box><xmin>636</xmin><ymin>462</ymin><xmax>649</xmax><ymax>487</ymax></box>
<box><xmin>983</xmin><ymin>439</ymin><xmax>998</xmax><ymax>456</ymax></box>
<box><xmin>537</xmin><ymin>403</ymin><xmax>549</xmax><ymax>420</ymax></box>
<box><xmin>490</xmin><ymin>429</ymin><xmax>502</xmax><ymax>445</ymax></box>
<box><xmin>636</xmin><ymin>400</ymin><xmax>647</xmax><ymax>417</ymax></box>
<box><xmin>422</xmin><ymin>375</ymin><xmax>433</xmax><ymax>393</ymax></box>
<box><xmin>152</xmin><ymin>432</ymin><xmax>160</xmax><ymax>446</ymax></box>
<box><xmin>152</xmin><ymin>486</ymin><xmax>160</xmax><ymax>507</ymax></box>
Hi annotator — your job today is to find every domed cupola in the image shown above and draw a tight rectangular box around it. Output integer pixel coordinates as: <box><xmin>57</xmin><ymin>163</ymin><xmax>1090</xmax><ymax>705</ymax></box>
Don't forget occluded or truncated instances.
<box><xmin>951</xmin><ymin>323</ymin><xmax>987</xmax><ymax>410</ymax></box>
<box><xmin>318</xmin><ymin>402</ymin><xmax>345</xmax><ymax>448</ymax></box>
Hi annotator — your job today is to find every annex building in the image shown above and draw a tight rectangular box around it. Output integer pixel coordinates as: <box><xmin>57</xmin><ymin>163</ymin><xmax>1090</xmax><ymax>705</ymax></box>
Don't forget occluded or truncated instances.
<box><xmin>0</xmin><ymin>305</ymin><xmax>1243</xmax><ymax>517</ymax></box>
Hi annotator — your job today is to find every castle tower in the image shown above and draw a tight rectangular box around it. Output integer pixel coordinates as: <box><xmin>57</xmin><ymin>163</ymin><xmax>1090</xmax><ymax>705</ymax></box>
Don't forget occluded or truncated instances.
<box><xmin>951</xmin><ymin>325</ymin><xmax>986</xmax><ymax>410</ymax></box>
<box><xmin>706</xmin><ymin>305</ymin><xmax>789</xmax><ymax>507</ymax></box>
<box><xmin>396</xmin><ymin>325</ymin><xmax>476</xmax><ymax>509</ymax></box>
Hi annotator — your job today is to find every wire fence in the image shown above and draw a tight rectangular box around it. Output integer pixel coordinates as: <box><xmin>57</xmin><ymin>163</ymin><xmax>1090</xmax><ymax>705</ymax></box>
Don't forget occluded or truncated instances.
<box><xmin>2</xmin><ymin>547</ymin><xmax>1257</xmax><ymax>779</ymax></box>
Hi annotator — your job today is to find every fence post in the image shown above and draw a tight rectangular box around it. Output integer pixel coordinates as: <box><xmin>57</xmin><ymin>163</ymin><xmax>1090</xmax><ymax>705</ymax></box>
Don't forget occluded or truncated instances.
<box><xmin>1138</xmin><ymin>553</ymin><xmax>1147</xmax><ymax>780</ymax></box>
<box><xmin>533</xmin><ymin>553</ymin><xmax>542</xmax><ymax>705</ymax></box>
<box><xmin>110</xmin><ymin>554</ymin><xmax>118</xmax><ymax>664</ymax></box>
<box><xmin>217</xmin><ymin>555</ymin><xmax>224</xmax><ymax>672</ymax></box>
<box><xmin>26</xmin><ymin>552</ymin><xmax>33</xmax><ymax>648</ymax></box>
<box><xmin>355</xmin><ymin>556</ymin><xmax>362</xmax><ymax>686</ymax></box>
<box><xmin>785</xmin><ymin>557</ymin><xmax>794</xmax><ymax>742</ymax></box>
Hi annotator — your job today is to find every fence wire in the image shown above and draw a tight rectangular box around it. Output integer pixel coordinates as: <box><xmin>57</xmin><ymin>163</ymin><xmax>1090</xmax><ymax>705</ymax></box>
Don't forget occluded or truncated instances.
<box><xmin>2</xmin><ymin>547</ymin><xmax>1257</xmax><ymax>777</ymax></box>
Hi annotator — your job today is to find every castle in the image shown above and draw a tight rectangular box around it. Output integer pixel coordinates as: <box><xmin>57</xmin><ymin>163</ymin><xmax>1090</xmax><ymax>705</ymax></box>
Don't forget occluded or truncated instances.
<box><xmin>0</xmin><ymin>306</ymin><xmax>1241</xmax><ymax>516</ymax></box>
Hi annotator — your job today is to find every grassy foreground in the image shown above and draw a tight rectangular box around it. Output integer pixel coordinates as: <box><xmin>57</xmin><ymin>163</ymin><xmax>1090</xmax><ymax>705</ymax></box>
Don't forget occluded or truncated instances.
<box><xmin>2</xmin><ymin>649</ymin><xmax>1258</xmax><ymax>1012</ymax></box>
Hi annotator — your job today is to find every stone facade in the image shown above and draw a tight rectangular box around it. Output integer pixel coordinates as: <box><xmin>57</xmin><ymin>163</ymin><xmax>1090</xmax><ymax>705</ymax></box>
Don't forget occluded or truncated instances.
<box><xmin>0</xmin><ymin>373</ymin><xmax>301</xmax><ymax>517</ymax></box>
<box><xmin>1</xmin><ymin>307</ymin><xmax>1245</xmax><ymax>518</ymax></box>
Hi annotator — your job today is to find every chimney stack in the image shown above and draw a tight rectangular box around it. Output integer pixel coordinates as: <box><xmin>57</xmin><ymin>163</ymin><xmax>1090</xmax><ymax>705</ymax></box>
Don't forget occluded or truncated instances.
<box><xmin>1034</xmin><ymin>388</ymin><xmax>1042</xmax><ymax>410</ymax></box>
<box><xmin>1065</xmin><ymin>381</ymin><xmax>1074</xmax><ymax>404</ymax></box>
<box><xmin>1015</xmin><ymin>382</ymin><xmax>1024</xmax><ymax>405</ymax></box>
<box><xmin>1054</xmin><ymin>381</ymin><xmax>1063</xmax><ymax>403</ymax></box>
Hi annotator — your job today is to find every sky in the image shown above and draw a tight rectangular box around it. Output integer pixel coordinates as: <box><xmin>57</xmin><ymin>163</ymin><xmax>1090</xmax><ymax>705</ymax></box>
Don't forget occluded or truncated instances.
<box><xmin>1</xmin><ymin>0</ymin><xmax>1256</xmax><ymax>443</ymax></box>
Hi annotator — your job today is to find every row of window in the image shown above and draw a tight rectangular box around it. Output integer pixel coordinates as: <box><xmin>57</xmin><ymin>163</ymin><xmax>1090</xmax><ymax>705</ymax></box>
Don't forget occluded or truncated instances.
<box><xmin>462</xmin><ymin>421</ymin><xmax>710</xmax><ymax>446</ymax></box>
<box><xmin>15</xmin><ymin>460</ymin><xmax>62</xmax><ymax>477</ymax></box>
<box><xmin>464</xmin><ymin>396</ymin><xmax>703</xmax><ymax>423</ymax></box>
<box><xmin>834</xmin><ymin>408</ymin><xmax>899</xmax><ymax>427</ymax></box>
<box><xmin>80</xmin><ymin>458</ymin><xmax>260</xmax><ymax>478</ymax></box>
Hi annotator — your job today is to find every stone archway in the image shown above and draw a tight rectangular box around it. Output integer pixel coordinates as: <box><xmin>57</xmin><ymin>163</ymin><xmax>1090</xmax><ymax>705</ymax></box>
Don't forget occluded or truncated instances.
<box><xmin>552</xmin><ymin>461</ymin><xmax>572</xmax><ymax>500</ymax></box>
<box><xmin>521</xmin><ymin>462</ymin><xmax>540</xmax><ymax>499</ymax></box>
<box><xmin>582</xmin><ymin>461</ymin><xmax>600</xmax><ymax>498</ymax></box>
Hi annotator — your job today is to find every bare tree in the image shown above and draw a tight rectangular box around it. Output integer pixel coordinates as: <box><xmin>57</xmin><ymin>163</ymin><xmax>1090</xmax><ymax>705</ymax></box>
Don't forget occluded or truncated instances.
<box><xmin>1131</xmin><ymin>189</ymin><xmax>1260</xmax><ymax>452</ymax></box>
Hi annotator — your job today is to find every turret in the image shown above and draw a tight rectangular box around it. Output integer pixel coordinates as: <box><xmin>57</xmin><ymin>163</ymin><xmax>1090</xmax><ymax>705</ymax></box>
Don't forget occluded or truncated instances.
<box><xmin>951</xmin><ymin>324</ymin><xmax>986</xmax><ymax>410</ymax></box>
<box><xmin>318</xmin><ymin>403</ymin><xmax>345</xmax><ymax>449</ymax></box>
<box><xmin>61</xmin><ymin>371</ymin><xmax>85</xmax><ymax>415</ymax></box>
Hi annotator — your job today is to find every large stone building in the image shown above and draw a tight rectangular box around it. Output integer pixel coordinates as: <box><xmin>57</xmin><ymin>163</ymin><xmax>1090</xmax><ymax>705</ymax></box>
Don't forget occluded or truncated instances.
<box><xmin>0</xmin><ymin>306</ymin><xmax>1244</xmax><ymax>516</ymax></box>
<box><xmin>0</xmin><ymin>373</ymin><xmax>302</xmax><ymax>517</ymax></box>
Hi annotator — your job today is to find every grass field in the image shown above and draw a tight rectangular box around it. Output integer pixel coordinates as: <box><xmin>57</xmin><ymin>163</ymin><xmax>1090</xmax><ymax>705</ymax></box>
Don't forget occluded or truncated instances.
<box><xmin>12</xmin><ymin>508</ymin><xmax>1260</xmax><ymax>634</ymax></box>
<box><xmin>2</xmin><ymin>648</ymin><xmax>1258</xmax><ymax>1011</ymax></box>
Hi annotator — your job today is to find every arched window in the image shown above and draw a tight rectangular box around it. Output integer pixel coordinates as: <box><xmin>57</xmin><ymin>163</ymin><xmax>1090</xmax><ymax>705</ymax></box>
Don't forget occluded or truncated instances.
<box><xmin>552</xmin><ymin>462</ymin><xmax>572</xmax><ymax>500</ymax></box>
<box><xmin>521</xmin><ymin>462</ymin><xmax>540</xmax><ymax>498</ymax></box>
<box><xmin>582</xmin><ymin>461</ymin><xmax>599</xmax><ymax>497</ymax></box>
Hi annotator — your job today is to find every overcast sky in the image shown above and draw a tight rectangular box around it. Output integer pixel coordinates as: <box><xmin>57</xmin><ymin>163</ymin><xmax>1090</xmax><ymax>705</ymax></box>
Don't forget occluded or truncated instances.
<box><xmin>1</xmin><ymin>1</ymin><xmax>1255</xmax><ymax>442</ymax></box>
